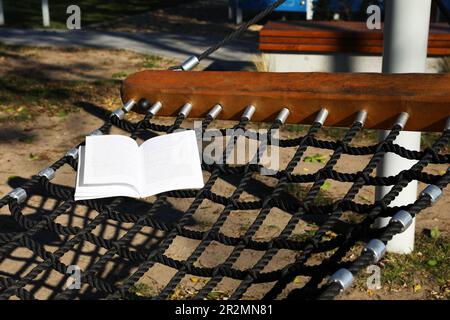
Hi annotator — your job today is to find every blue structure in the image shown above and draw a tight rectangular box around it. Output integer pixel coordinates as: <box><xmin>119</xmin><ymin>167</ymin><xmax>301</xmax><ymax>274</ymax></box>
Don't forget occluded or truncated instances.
<box><xmin>237</xmin><ymin>0</ymin><xmax>310</xmax><ymax>12</ymax></box>
<box><xmin>229</xmin><ymin>0</ymin><xmax>450</xmax><ymax>24</ymax></box>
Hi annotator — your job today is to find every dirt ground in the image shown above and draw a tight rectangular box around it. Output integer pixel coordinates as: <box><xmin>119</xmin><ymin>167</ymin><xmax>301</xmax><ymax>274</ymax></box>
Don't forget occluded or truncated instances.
<box><xmin>0</xmin><ymin>47</ymin><xmax>449</xmax><ymax>300</ymax></box>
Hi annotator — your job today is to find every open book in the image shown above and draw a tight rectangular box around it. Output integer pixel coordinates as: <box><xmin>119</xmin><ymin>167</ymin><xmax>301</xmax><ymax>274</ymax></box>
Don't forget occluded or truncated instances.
<box><xmin>75</xmin><ymin>130</ymin><xmax>204</xmax><ymax>201</ymax></box>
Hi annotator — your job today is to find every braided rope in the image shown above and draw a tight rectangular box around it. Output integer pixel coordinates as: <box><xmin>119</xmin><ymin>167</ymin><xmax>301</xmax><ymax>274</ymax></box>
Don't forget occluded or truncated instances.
<box><xmin>0</xmin><ymin>108</ymin><xmax>448</xmax><ymax>300</ymax></box>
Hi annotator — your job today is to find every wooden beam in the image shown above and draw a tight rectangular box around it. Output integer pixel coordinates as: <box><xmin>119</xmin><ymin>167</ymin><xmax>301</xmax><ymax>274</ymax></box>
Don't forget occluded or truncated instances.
<box><xmin>121</xmin><ymin>70</ymin><xmax>450</xmax><ymax>132</ymax></box>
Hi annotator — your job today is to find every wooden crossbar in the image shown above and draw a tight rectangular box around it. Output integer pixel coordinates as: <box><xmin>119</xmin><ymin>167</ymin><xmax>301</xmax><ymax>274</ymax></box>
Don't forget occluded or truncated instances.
<box><xmin>121</xmin><ymin>70</ymin><xmax>450</xmax><ymax>132</ymax></box>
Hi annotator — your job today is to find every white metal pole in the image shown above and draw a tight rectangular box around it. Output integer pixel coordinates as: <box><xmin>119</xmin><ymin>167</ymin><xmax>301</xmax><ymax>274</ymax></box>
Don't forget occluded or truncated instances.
<box><xmin>228</xmin><ymin>0</ymin><xmax>234</xmax><ymax>20</ymax></box>
<box><xmin>306</xmin><ymin>0</ymin><xmax>314</xmax><ymax>20</ymax></box>
<box><xmin>375</xmin><ymin>0</ymin><xmax>432</xmax><ymax>254</ymax></box>
<box><xmin>42</xmin><ymin>0</ymin><xmax>50</xmax><ymax>27</ymax></box>
<box><xmin>0</xmin><ymin>0</ymin><xmax>4</xmax><ymax>26</ymax></box>
<box><xmin>235</xmin><ymin>0</ymin><xmax>243</xmax><ymax>24</ymax></box>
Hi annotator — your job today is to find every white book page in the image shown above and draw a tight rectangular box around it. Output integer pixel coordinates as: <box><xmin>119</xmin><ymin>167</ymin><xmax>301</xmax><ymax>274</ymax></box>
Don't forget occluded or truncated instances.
<box><xmin>75</xmin><ymin>147</ymin><xmax>140</xmax><ymax>201</ymax></box>
<box><xmin>83</xmin><ymin>135</ymin><xmax>140</xmax><ymax>187</ymax></box>
<box><xmin>139</xmin><ymin>130</ymin><xmax>204</xmax><ymax>197</ymax></box>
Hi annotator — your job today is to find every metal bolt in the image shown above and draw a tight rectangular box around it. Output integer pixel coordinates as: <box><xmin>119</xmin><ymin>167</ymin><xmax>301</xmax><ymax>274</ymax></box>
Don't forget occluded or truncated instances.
<box><xmin>138</xmin><ymin>99</ymin><xmax>151</xmax><ymax>111</ymax></box>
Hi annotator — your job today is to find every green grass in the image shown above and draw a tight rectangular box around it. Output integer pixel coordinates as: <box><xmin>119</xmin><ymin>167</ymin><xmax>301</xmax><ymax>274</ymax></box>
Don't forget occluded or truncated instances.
<box><xmin>378</xmin><ymin>234</ymin><xmax>450</xmax><ymax>298</ymax></box>
<box><xmin>286</xmin><ymin>183</ymin><xmax>335</xmax><ymax>206</ymax></box>
<box><xmin>0</xmin><ymin>74</ymin><xmax>118</xmax><ymax>122</ymax></box>
<box><xmin>0</xmin><ymin>0</ymin><xmax>190</xmax><ymax>29</ymax></box>
<box><xmin>129</xmin><ymin>283</ymin><xmax>155</xmax><ymax>298</ymax></box>
<box><xmin>142</xmin><ymin>55</ymin><xmax>163</xmax><ymax>69</ymax></box>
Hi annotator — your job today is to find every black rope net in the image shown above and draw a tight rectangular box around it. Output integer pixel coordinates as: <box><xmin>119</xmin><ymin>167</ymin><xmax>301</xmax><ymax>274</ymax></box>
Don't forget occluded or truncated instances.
<box><xmin>0</xmin><ymin>106</ymin><xmax>449</xmax><ymax>300</ymax></box>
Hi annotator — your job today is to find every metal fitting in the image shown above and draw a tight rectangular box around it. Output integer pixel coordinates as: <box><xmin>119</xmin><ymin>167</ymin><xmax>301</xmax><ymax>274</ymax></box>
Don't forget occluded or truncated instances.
<box><xmin>314</xmin><ymin>108</ymin><xmax>329</xmax><ymax>125</ymax></box>
<box><xmin>180</xmin><ymin>56</ymin><xmax>200</xmax><ymax>71</ymax></box>
<box><xmin>395</xmin><ymin>112</ymin><xmax>409</xmax><ymax>129</ymax></box>
<box><xmin>111</xmin><ymin>108</ymin><xmax>125</xmax><ymax>120</ymax></box>
<box><xmin>148</xmin><ymin>102</ymin><xmax>162</xmax><ymax>116</ymax></box>
<box><xmin>363</xmin><ymin>239</ymin><xmax>386</xmax><ymax>263</ymax></box>
<box><xmin>420</xmin><ymin>185</ymin><xmax>443</xmax><ymax>204</ymax></box>
<box><xmin>391</xmin><ymin>210</ymin><xmax>413</xmax><ymax>232</ymax></box>
<box><xmin>179</xmin><ymin>103</ymin><xmax>193</xmax><ymax>118</ymax></box>
<box><xmin>123</xmin><ymin>99</ymin><xmax>136</xmax><ymax>113</ymax></box>
<box><xmin>275</xmin><ymin>108</ymin><xmax>290</xmax><ymax>124</ymax></box>
<box><xmin>89</xmin><ymin>129</ymin><xmax>103</xmax><ymax>136</ymax></box>
<box><xmin>8</xmin><ymin>188</ymin><xmax>27</xmax><ymax>204</ymax></box>
<box><xmin>207</xmin><ymin>104</ymin><xmax>223</xmax><ymax>120</ymax></box>
<box><xmin>354</xmin><ymin>110</ymin><xmax>368</xmax><ymax>126</ymax></box>
<box><xmin>138</xmin><ymin>99</ymin><xmax>151</xmax><ymax>111</ymax></box>
<box><xmin>241</xmin><ymin>105</ymin><xmax>256</xmax><ymax>121</ymax></box>
<box><xmin>38</xmin><ymin>167</ymin><xmax>55</xmax><ymax>181</ymax></box>
<box><xmin>446</xmin><ymin>117</ymin><xmax>450</xmax><ymax>131</ymax></box>
<box><xmin>65</xmin><ymin>148</ymin><xmax>79</xmax><ymax>160</ymax></box>
<box><xmin>329</xmin><ymin>268</ymin><xmax>354</xmax><ymax>292</ymax></box>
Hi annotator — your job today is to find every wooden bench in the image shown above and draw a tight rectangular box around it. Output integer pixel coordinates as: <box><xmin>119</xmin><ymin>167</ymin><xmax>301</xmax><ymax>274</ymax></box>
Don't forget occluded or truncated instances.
<box><xmin>259</xmin><ymin>21</ymin><xmax>450</xmax><ymax>72</ymax></box>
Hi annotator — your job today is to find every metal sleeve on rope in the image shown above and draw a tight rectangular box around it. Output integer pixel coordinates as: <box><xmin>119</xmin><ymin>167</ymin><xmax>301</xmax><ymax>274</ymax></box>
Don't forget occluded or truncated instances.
<box><xmin>148</xmin><ymin>102</ymin><xmax>162</xmax><ymax>116</ymax></box>
<box><xmin>179</xmin><ymin>103</ymin><xmax>193</xmax><ymax>118</ymax></box>
<box><xmin>363</xmin><ymin>239</ymin><xmax>386</xmax><ymax>263</ymax></box>
<box><xmin>89</xmin><ymin>129</ymin><xmax>103</xmax><ymax>136</ymax></box>
<box><xmin>207</xmin><ymin>104</ymin><xmax>223</xmax><ymax>120</ymax></box>
<box><xmin>328</xmin><ymin>268</ymin><xmax>354</xmax><ymax>292</ymax></box>
<box><xmin>395</xmin><ymin>112</ymin><xmax>410</xmax><ymax>129</ymax></box>
<box><xmin>354</xmin><ymin>110</ymin><xmax>368</xmax><ymax>126</ymax></box>
<box><xmin>391</xmin><ymin>210</ymin><xmax>414</xmax><ymax>232</ymax></box>
<box><xmin>420</xmin><ymin>185</ymin><xmax>443</xmax><ymax>204</ymax></box>
<box><xmin>123</xmin><ymin>100</ymin><xmax>136</xmax><ymax>113</ymax></box>
<box><xmin>180</xmin><ymin>56</ymin><xmax>200</xmax><ymax>71</ymax></box>
<box><xmin>445</xmin><ymin>117</ymin><xmax>450</xmax><ymax>131</ymax></box>
<box><xmin>314</xmin><ymin>108</ymin><xmax>329</xmax><ymax>125</ymax></box>
<box><xmin>65</xmin><ymin>148</ymin><xmax>79</xmax><ymax>160</ymax></box>
<box><xmin>241</xmin><ymin>105</ymin><xmax>256</xmax><ymax>121</ymax></box>
<box><xmin>275</xmin><ymin>108</ymin><xmax>290</xmax><ymax>124</ymax></box>
<box><xmin>111</xmin><ymin>108</ymin><xmax>125</xmax><ymax>120</ymax></box>
<box><xmin>8</xmin><ymin>188</ymin><xmax>27</xmax><ymax>204</ymax></box>
<box><xmin>38</xmin><ymin>168</ymin><xmax>55</xmax><ymax>181</ymax></box>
